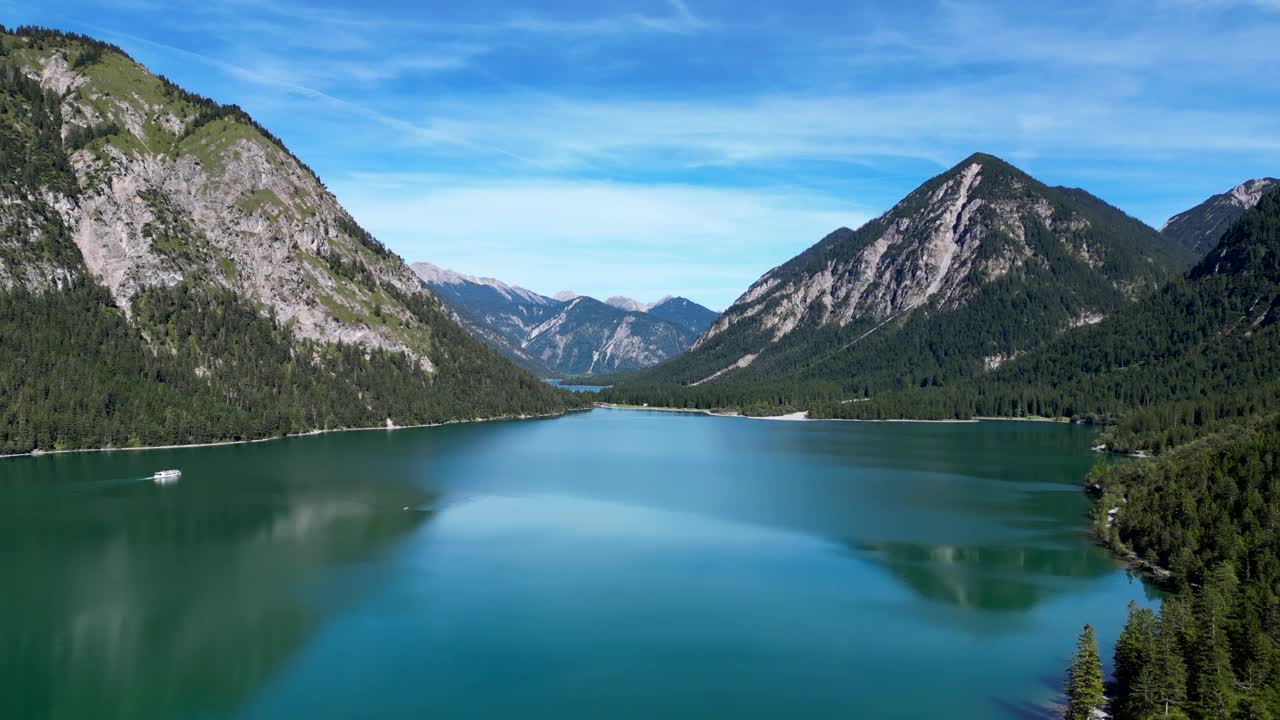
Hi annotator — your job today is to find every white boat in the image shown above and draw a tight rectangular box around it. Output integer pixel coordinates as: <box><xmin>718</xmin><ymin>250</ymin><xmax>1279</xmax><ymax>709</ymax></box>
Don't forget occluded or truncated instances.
<box><xmin>152</xmin><ymin>469</ymin><xmax>182</xmax><ymax>484</ymax></box>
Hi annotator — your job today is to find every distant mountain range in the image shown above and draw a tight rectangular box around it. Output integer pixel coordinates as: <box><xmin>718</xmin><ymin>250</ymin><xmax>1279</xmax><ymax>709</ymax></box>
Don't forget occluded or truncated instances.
<box><xmin>413</xmin><ymin>263</ymin><xmax>718</xmax><ymax>377</ymax></box>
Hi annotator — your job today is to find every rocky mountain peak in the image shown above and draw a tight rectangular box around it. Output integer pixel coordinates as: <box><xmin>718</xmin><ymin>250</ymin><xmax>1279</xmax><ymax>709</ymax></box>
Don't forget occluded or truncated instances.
<box><xmin>411</xmin><ymin>262</ymin><xmax>552</xmax><ymax>306</ymax></box>
<box><xmin>1229</xmin><ymin>178</ymin><xmax>1278</xmax><ymax>210</ymax></box>
<box><xmin>415</xmin><ymin>265</ymin><xmax>706</xmax><ymax>376</ymax></box>
<box><xmin>5</xmin><ymin>33</ymin><xmax>446</xmax><ymax>362</ymax></box>
<box><xmin>654</xmin><ymin>154</ymin><xmax>1184</xmax><ymax>389</ymax></box>
<box><xmin>699</xmin><ymin>155</ymin><xmax>1017</xmax><ymax>349</ymax></box>
<box><xmin>0</xmin><ymin>27</ymin><xmax>582</xmax><ymax>453</ymax></box>
<box><xmin>1161</xmin><ymin>177</ymin><xmax>1280</xmax><ymax>258</ymax></box>
<box><xmin>1190</xmin><ymin>185</ymin><xmax>1280</xmax><ymax>280</ymax></box>
<box><xmin>604</xmin><ymin>295</ymin><xmax>676</xmax><ymax>312</ymax></box>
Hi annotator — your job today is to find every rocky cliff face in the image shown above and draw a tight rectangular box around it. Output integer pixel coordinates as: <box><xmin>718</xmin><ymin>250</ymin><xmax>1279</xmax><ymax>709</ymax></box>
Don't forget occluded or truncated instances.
<box><xmin>634</xmin><ymin>153</ymin><xmax>1189</xmax><ymax>390</ymax></box>
<box><xmin>1162</xmin><ymin>178</ymin><xmax>1279</xmax><ymax>258</ymax></box>
<box><xmin>13</xmin><ymin>36</ymin><xmax>433</xmax><ymax>360</ymax></box>
<box><xmin>0</xmin><ymin>28</ymin><xmax>578</xmax><ymax>454</ymax></box>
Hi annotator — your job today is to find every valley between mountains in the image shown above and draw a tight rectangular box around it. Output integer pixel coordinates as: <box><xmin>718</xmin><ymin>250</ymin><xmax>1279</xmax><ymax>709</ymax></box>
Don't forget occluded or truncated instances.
<box><xmin>5</xmin><ymin>25</ymin><xmax>1271</xmax><ymax>459</ymax></box>
<box><xmin>4</xmin><ymin>17</ymin><xmax>1280</xmax><ymax>720</ymax></box>
<box><xmin>412</xmin><ymin>262</ymin><xmax>717</xmax><ymax>378</ymax></box>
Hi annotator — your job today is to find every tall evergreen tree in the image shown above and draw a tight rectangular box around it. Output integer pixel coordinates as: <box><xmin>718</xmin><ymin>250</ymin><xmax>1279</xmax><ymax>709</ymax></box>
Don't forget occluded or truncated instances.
<box><xmin>1192</xmin><ymin>566</ymin><xmax>1239</xmax><ymax>720</ymax></box>
<box><xmin>1067</xmin><ymin>624</ymin><xmax>1107</xmax><ymax>720</ymax></box>
<box><xmin>1115</xmin><ymin>602</ymin><xmax>1158</xmax><ymax>720</ymax></box>
<box><xmin>1132</xmin><ymin>612</ymin><xmax>1189</xmax><ymax>720</ymax></box>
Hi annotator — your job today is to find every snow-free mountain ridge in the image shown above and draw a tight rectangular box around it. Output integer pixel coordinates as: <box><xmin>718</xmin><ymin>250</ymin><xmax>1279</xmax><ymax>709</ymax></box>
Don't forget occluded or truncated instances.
<box><xmin>413</xmin><ymin>263</ymin><xmax>718</xmax><ymax>377</ymax></box>
<box><xmin>622</xmin><ymin>152</ymin><xmax>1192</xmax><ymax>391</ymax></box>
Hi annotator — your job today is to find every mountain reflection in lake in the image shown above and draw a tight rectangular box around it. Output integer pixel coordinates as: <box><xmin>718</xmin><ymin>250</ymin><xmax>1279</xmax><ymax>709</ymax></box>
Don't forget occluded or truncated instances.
<box><xmin>1</xmin><ymin>409</ymin><xmax>1155</xmax><ymax>720</ymax></box>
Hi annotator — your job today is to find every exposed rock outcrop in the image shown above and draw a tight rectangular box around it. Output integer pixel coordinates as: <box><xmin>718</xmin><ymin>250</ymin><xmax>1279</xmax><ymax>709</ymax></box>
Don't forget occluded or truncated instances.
<box><xmin>632</xmin><ymin>153</ymin><xmax>1188</xmax><ymax>390</ymax></box>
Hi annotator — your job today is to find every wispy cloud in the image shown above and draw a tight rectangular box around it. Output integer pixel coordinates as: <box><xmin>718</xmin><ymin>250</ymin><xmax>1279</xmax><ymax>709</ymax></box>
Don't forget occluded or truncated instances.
<box><xmin>377</xmin><ymin>89</ymin><xmax>1280</xmax><ymax>173</ymax></box>
<box><xmin>504</xmin><ymin>0</ymin><xmax>710</xmax><ymax>35</ymax></box>
<box><xmin>329</xmin><ymin>174</ymin><xmax>866</xmax><ymax>307</ymax></box>
<box><xmin>223</xmin><ymin>46</ymin><xmax>488</xmax><ymax>87</ymax></box>
<box><xmin>31</xmin><ymin>0</ymin><xmax>1280</xmax><ymax>296</ymax></box>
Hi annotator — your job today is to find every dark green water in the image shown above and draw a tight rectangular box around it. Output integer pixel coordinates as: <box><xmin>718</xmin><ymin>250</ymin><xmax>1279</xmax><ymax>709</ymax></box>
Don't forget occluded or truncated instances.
<box><xmin>0</xmin><ymin>409</ymin><xmax>1155</xmax><ymax>719</ymax></box>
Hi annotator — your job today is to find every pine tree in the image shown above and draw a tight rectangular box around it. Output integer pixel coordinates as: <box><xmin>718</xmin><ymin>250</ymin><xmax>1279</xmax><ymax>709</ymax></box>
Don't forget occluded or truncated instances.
<box><xmin>1067</xmin><ymin>624</ymin><xmax>1106</xmax><ymax>720</ymax></box>
<box><xmin>1131</xmin><ymin>612</ymin><xmax>1188</xmax><ymax>720</ymax></box>
<box><xmin>1191</xmin><ymin>566</ymin><xmax>1238</xmax><ymax>720</ymax></box>
<box><xmin>1115</xmin><ymin>602</ymin><xmax>1157</xmax><ymax>720</ymax></box>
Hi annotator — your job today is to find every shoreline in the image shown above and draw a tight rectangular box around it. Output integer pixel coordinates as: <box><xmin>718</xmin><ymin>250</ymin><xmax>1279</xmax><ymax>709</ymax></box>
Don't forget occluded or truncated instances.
<box><xmin>1091</xmin><ymin>443</ymin><xmax>1153</xmax><ymax>459</ymax></box>
<box><xmin>0</xmin><ymin>408</ymin><xmax>589</xmax><ymax>462</ymax></box>
<box><xmin>595</xmin><ymin>403</ymin><xmax>989</xmax><ymax>424</ymax></box>
<box><xmin>1087</xmin><ymin>525</ymin><xmax>1176</xmax><ymax>588</ymax></box>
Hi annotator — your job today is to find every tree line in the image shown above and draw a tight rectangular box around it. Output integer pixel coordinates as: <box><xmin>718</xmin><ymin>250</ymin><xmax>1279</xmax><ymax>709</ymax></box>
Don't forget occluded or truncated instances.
<box><xmin>0</xmin><ymin>280</ymin><xmax>586</xmax><ymax>455</ymax></box>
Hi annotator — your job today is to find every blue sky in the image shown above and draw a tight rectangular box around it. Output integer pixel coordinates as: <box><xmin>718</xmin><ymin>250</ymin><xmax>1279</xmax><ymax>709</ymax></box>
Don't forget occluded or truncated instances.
<box><xmin>11</xmin><ymin>0</ymin><xmax>1280</xmax><ymax>309</ymax></box>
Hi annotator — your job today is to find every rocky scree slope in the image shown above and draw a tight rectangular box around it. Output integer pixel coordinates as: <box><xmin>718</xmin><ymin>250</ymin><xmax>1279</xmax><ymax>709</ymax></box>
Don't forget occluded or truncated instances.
<box><xmin>626</xmin><ymin>153</ymin><xmax>1191</xmax><ymax>393</ymax></box>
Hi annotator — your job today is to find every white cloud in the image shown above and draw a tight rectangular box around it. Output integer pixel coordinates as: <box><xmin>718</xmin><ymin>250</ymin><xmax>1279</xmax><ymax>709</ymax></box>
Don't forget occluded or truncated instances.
<box><xmin>67</xmin><ymin>0</ymin><xmax>1280</xmax><ymax>298</ymax></box>
<box><xmin>329</xmin><ymin>174</ymin><xmax>868</xmax><ymax>308</ymax></box>
<box><xmin>384</xmin><ymin>89</ymin><xmax>1280</xmax><ymax>172</ymax></box>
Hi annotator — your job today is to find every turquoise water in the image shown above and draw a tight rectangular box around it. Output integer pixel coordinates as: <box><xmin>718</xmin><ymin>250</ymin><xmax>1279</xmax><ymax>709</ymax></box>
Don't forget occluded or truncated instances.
<box><xmin>0</xmin><ymin>409</ymin><xmax>1155</xmax><ymax>719</ymax></box>
<box><xmin>546</xmin><ymin>379</ymin><xmax>605</xmax><ymax>392</ymax></box>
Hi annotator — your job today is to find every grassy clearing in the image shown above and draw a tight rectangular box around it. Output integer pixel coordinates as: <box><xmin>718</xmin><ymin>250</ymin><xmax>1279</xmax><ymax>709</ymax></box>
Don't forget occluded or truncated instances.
<box><xmin>177</xmin><ymin>117</ymin><xmax>260</xmax><ymax>176</ymax></box>
<box><xmin>235</xmin><ymin>188</ymin><xmax>288</xmax><ymax>216</ymax></box>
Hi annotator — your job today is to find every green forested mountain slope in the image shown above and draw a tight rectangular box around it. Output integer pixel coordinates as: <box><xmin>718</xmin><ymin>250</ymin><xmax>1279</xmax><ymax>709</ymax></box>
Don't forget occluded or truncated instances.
<box><xmin>608</xmin><ymin>187</ymin><xmax>1280</xmax><ymax>452</ymax></box>
<box><xmin>646</xmin><ymin>296</ymin><xmax>719</xmax><ymax>335</ymax></box>
<box><xmin>0</xmin><ymin>26</ymin><xmax>582</xmax><ymax>455</ymax></box>
<box><xmin>603</xmin><ymin>183</ymin><xmax>1280</xmax><ymax>455</ymax></box>
<box><xmin>1162</xmin><ymin>177</ymin><xmax>1278</xmax><ymax>258</ymax></box>
<box><xmin>816</xmin><ymin>186</ymin><xmax>1280</xmax><ymax>451</ymax></box>
<box><xmin>612</xmin><ymin>153</ymin><xmax>1189</xmax><ymax>394</ymax></box>
<box><xmin>602</xmin><ymin>154</ymin><xmax>1190</xmax><ymax>412</ymax></box>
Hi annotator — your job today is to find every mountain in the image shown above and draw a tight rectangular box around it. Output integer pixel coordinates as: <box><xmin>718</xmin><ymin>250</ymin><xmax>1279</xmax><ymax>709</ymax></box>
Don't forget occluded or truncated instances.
<box><xmin>604</xmin><ymin>294</ymin><xmax>675</xmax><ymax>311</ymax></box>
<box><xmin>812</xmin><ymin>184</ymin><xmax>1280</xmax><ymax>452</ymax></box>
<box><xmin>613</xmin><ymin>153</ymin><xmax>1191</xmax><ymax>392</ymax></box>
<box><xmin>523</xmin><ymin>296</ymin><xmax>696</xmax><ymax>375</ymax></box>
<box><xmin>1072</xmin><ymin>194</ymin><xmax>1280</xmax><ymax>720</ymax></box>
<box><xmin>646</xmin><ymin>296</ymin><xmax>719</xmax><ymax>335</ymax></box>
<box><xmin>0</xmin><ymin>27</ymin><xmax>581</xmax><ymax>455</ymax></box>
<box><xmin>552</xmin><ymin>290</ymin><xmax>579</xmax><ymax>301</ymax></box>
<box><xmin>601</xmin><ymin>174</ymin><xmax>1280</xmax><ymax>458</ymax></box>
<box><xmin>605</xmin><ymin>295</ymin><xmax>654</xmax><ymax>312</ymax></box>
<box><xmin>413</xmin><ymin>264</ymin><xmax>701</xmax><ymax>376</ymax></box>
<box><xmin>410</xmin><ymin>262</ymin><xmax>561</xmax><ymax>375</ymax></box>
<box><xmin>1161</xmin><ymin>177</ymin><xmax>1278</xmax><ymax>258</ymax></box>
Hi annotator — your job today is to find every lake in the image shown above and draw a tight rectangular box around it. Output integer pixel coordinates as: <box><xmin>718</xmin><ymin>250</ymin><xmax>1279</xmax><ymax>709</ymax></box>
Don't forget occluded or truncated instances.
<box><xmin>0</xmin><ymin>408</ymin><xmax>1155</xmax><ymax>719</ymax></box>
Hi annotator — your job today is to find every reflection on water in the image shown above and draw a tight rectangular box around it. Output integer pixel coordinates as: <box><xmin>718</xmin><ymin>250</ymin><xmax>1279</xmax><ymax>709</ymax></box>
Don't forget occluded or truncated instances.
<box><xmin>856</xmin><ymin>541</ymin><xmax>1118</xmax><ymax>612</ymax></box>
<box><xmin>0</xmin><ymin>455</ymin><xmax>432</xmax><ymax>720</ymax></box>
<box><xmin>0</xmin><ymin>410</ymin><xmax>1155</xmax><ymax>719</ymax></box>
